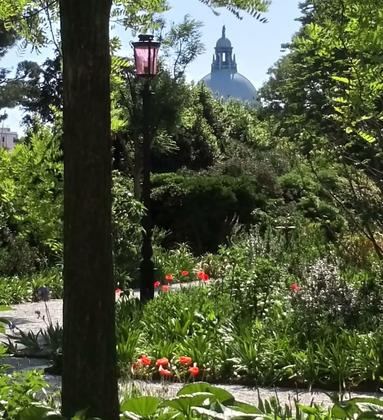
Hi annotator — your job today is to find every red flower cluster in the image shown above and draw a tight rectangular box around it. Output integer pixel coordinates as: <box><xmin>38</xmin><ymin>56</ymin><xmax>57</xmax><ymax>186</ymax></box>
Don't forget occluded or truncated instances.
<box><xmin>197</xmin><ymin>271</ymin><xmax>209</xmax><ymax>282</ymax></box>
<box><xmin>132</xmin><ymin>355</ymin><xmax>200</xmax><ymax>380</ymax></box>
<box><xmin>179</xmin><ymin>356</ymin><xmax>199</xmax><ymax>377</ymax></box>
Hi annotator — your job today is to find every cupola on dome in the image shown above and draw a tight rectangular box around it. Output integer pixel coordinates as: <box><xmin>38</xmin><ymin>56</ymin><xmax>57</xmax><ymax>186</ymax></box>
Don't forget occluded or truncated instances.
<box><xmin>200</xmin><ymin>26</ymin><xmax>257</xmax><ymax>103</ymax></box>
<box><xmin>215</xmin><ymin>26</ymin><xmax>232</xmax><ymax>48</ymax></box>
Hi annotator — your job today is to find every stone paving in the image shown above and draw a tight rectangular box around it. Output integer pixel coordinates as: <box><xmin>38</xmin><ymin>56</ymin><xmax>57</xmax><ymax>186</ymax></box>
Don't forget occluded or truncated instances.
<box><xmin>0</xmin><ymin>298</ymin><xmax>382</xmax><ymax>408</ymax></box>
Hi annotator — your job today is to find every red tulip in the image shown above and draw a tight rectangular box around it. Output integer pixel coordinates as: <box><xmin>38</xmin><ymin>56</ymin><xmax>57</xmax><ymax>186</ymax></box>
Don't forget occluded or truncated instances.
<box><xmin>180</xmin><ymin>270</ymin><xmax>189</xmax><ymax>277</ymax></box>
<box><xmin>197</xmin><ymin>271</ymin><xmax>209</xmax><ymax>281</ymax></box>
<box><xmin>188</xmin><ymin>365</ymin><xmax>199</xmax><ymax>377</ymax></box>
<box><xmin>156</xmin><ymin>357</ymin><xmax>169</xmax><ymax>368</ymax></box>
<box><xmin>138</xmin><ymin>355</ymin><xmax>151</xmax><ymax>366</ymax></box>
<box><xmin>165</xmin><ymin>274</ymin><xmax>174</xmax><ymax>282</ymax></box>
<box><xmin>154</xmin><ymin>281</ymin><xmax>161</xmax><ymax>288</ymax></box>
<box><xmin>179</xmin><ymin>356</ymin><xmax>192</xmax><ymax>366</ymax></box>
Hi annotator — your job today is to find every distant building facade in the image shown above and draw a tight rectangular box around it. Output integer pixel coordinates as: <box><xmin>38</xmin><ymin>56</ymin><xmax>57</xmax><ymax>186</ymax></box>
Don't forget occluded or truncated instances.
<box><xmin>200</xmin><ymin>26</ymin><xmax>257</xmax><ymax>103</ymax></box>
<box><xmin>0</xmin><ymin>127</ymin><xmax>18</xmax><ymax>151</ymax></box>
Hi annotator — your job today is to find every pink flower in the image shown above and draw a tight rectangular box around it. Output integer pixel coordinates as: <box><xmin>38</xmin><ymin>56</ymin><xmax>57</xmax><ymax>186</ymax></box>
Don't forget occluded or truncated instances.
<box><xmin>290</xmin><ymin>283</ymin><xmax>300</xmax><ymax>293</ymax></box>
<box><xmin>115</xmin><ymin>288</ymin><xmax>123</xmax><ymax>300</ymax></box>
<box><xmin>154</xmin><ymin>281</ymin><xmax>161</xmax><ymax>288</ymax></box>
<box><xmin>161</xmin><ymin>285</ymin><xmax>170</xmax><ymax>292</ymax></box>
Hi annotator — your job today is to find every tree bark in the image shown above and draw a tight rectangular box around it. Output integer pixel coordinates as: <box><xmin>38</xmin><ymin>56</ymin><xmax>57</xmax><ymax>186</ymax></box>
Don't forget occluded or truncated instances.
<box><xmin>59</xmin><ymin>1</ymin><xmax>119</xmax><ymax>418</ymax></box>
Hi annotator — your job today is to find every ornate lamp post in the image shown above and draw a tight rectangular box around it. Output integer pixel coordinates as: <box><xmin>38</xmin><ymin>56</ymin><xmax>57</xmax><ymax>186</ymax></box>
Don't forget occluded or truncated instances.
<box><xmin>132</xmin><ymin>34</ymin><xmax>160</xmax><ymax>302</ymax></box>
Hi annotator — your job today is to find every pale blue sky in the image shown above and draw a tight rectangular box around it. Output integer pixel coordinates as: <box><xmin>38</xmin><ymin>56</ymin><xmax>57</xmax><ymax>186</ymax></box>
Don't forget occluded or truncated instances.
<box><xmin>1</xmin><ymin>0</ymin><xmax>301</xmax><ymax>134</ymax></box>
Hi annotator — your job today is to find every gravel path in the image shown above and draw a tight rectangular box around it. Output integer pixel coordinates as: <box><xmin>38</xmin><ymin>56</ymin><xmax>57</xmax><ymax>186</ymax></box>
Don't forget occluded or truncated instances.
<box><xmin>1</xmin><ymin>299</ymin><xmax>382</xmax><ymax>408</ymax></box>
<box><xmin>0</xmin><ymin>299</ymin><xmax>63</xmax><ymax>335</ymax></box>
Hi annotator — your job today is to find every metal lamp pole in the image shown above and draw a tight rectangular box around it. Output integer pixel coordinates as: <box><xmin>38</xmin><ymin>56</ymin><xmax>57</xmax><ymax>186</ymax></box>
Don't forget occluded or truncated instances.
<box><xmin>140</xmin><ymin>79</ymin><xmax>154</xmax><ymax>302</ymax></box>
<box><xmin>132</xmin><ymin>35</ymin><xmax>160</xmax><ymax>302</ymax></box>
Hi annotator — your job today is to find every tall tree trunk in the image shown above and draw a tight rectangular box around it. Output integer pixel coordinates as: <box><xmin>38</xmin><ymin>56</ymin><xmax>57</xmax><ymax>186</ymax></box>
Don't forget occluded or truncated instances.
<box><xmin>59</xmin><ymin>1</ymin><xmax>118</xmax><ymax>419</ymax></box>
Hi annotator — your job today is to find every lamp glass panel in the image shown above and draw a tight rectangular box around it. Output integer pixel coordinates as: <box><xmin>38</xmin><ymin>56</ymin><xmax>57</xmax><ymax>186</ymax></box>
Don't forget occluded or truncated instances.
<box><xmin>134</xmin><ymin>46</ymin><xmax>149</xmax><ymax>75</ymax></box>
<box><xmin>134</xmin><ymin>44</ymin><xmax>159</xmax><ymax>76</ymax></box>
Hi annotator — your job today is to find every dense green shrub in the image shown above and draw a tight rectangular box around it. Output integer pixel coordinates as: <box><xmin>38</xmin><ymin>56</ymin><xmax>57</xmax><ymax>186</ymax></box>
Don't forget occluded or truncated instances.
<box><xmin>112</xmin><ymin>172</ymin><xmax>144</xmax><ymax>288</ymax></box>
<box><xmin>0</xmin><ymin>234</ymin><xmax>43</xmax><ymax>276</ymax></box>
<box><xmin>0</xmin><ymin>268</ymin><xmax>62</xmax><ymax>305</ymax></box>
<box><xmin>278</xmin><ymin>165</ymin><xmax>345</xmax><ymax>239</ymax></box>
<box><xmin>0</xmin><ymin>129</ymin><xmax>63</xmax><ymax>276</ymax></box>
<box><xmin>151</xmin><ymin>172</ymin><xmax>266</xmax><ymax>253</ymax></box>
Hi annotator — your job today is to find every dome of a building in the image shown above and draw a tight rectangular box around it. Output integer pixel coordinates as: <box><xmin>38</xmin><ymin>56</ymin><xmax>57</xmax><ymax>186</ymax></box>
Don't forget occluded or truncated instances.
<box><xmin>201</xmin><ymin>72</ymin><xmax>257</xmax><ymax>102</ymax></box>
<box><xmin>200</xmin><ymin>26</ymin><xmax>257</xmax><ymax>103</ymax></box>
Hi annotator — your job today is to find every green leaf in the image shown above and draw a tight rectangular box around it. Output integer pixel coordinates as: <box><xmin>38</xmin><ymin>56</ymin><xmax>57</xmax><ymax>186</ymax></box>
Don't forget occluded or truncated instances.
<box><xmin>298</xmin><ymin>404</ymin><xmax>322</xmax><ymax>415</ymax></box>
<box><xmin>163</xmin><ymin>392</ymin><xmax>214</xmax><ymax>414</ymax></box>
<box><xmin>192</xmin><ymin>406</ymin><xmax>225</xmax><ymax>419</ymax></box>
<box><xmin>15</xmin><ymin>405</ymin><xmax>63</xmax><ymax>419</ymax></box>
<box><xmin>227</xmin><ymin>401</ymin><xmax>261</xmax><ymax>414</ymax></box>
<box><xmin>331</xmin><ymin>404</ymin><xmax>348</xmax><ymax>419</ymax></box>
<box><xmin>220</xmin><ymin>403</ymin><xmax>261</xmax><ymax>419</ymax></box>
<box><xmin>357</xmin><ymin>130</ymin><xmax>376</xmax><ymax>143</ymax></box>
<box><xmin>120</xmin><ymin>396</ymin><xmax>161</xmax><ymax>418</ymax></box>
<box><xmin>177</xmin><ymin>382</ymin><xmax>235</xmax><ymax>404</ymax></box>
<box><xmin>331</xmin><ymin>76</ymin><xmax>351</xmax><ymax>85</ymax></box>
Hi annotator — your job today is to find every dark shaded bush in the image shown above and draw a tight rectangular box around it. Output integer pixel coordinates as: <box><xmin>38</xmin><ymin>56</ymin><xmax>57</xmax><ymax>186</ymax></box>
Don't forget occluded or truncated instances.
<box><xmin>151</xmin><ymin>173</ymin><xmax>265</xmax><ymax>253</ymax></box>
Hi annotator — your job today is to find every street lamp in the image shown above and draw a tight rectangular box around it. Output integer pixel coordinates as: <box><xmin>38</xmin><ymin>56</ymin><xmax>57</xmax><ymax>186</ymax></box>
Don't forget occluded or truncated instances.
<box><xmin>132</xmin><ymin>34</ymin><xmax>161</xmax><ymax>302</ymax></box>
<box><xmin>132</xmin><ymin>34</ymin><xmax>160</xmax><ymax>77</ymax></box>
